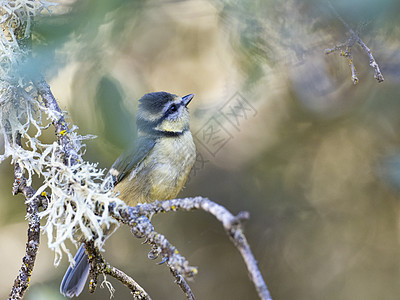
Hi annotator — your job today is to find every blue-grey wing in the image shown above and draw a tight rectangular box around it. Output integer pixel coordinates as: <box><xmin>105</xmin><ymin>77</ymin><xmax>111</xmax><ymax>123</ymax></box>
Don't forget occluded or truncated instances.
<box><xmin>108</xmin><ymin>136</ymin><xmax>156</xmax><ymax>185</ymax></box>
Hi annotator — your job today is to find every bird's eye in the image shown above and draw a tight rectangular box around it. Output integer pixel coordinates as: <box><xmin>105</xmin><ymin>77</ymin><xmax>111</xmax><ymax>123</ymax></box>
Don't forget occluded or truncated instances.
<box><xmin>168</xmin><ymin>104</ymin><xmax>178</xmax><ymax>113</ymax></box>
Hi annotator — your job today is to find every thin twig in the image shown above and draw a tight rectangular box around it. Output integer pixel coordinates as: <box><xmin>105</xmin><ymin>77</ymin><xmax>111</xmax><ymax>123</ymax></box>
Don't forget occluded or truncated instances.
<box><xmin>85</xmin><ymin>241</ymin><xmax>151</xmax><ymax>299</ymax></box>
<box><xmin>105</xmin><ymin>264</ymin><xmax>151</xmax><ymax>300</ymax></box>
<box><xmin>356</xmin><ymin>37</ymin><xmax>384</xmax><ymax>82</ymax></box>
<box><xmin>325</xmin><ymin>0</ymin><xmax>384</xmax><ymax>84</ymax></box>
<box><xmin>342</xmin><ymin>47</ymin><xmax>359</xmax><ymax>84</ymax></box>
<box><xmin>169</xmin><ymin>268</ymin><xmax>195</xmax><ymax>300</ymax></box>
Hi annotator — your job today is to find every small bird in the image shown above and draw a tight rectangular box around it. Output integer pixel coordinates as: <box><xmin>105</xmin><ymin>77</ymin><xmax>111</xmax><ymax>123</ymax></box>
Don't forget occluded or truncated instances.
<box><xmin>60</xmin><ymin>92</ymin><xmax>196</xmax><ymax>297</ymax></box>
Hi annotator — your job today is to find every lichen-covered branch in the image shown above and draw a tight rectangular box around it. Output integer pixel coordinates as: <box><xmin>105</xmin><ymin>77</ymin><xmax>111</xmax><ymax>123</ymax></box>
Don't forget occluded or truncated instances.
<box><xmin>325</xmin><ymin>1</ymin><xmax>384</xmax><ymax>84</ymax></box>
<box><xmin>115</xmin><ymin>213</ymin><xmax>197</xmax><ymax>298</ymax></box>
<box><xmin>1</xmin><ymin>2</ymin><xmax>55</xmax><ymax>299</ymax></box>
<box><xmin>8</xmin><ymin>163</ymin><xmax>41</xmax><ymax>300</ymax></box>
<box><xmin>110</xmin><ymin>197</ymin><xmax>273</xmax><ymax>300</ymax></box>
<box><xmin>32</xmin><ymin>77</ymin><xmax>79</xmax><ymax>165</ymax></box>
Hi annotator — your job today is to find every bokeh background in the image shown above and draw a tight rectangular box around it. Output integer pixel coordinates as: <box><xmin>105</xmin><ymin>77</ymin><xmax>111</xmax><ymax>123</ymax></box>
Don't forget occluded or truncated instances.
<box><xmin>2</xmin><ymin>0</ymin><xmax>400</xmax><ymax>299</ymax></box>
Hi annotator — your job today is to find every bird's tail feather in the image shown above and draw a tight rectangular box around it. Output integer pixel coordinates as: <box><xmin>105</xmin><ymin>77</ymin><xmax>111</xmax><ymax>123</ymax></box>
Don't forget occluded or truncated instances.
<box><xmin>60</xmin><ymin>244</ymin><xmax>89</xmax><ymax>298</ymax></box>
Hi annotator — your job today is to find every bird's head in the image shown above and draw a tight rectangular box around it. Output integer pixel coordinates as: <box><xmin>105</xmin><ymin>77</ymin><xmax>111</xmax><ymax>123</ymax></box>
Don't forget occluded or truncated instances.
<box><xmin>136</xmin><ymin>92</ymin><xmax>194</xmax><ymax>137</ymax></box>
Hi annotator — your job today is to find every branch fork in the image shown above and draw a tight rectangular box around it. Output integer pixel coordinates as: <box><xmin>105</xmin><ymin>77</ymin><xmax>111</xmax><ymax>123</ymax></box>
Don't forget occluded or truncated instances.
<box><xmin>325</xmin><ymin>1</ymin><xmax>384</xmax><ymax>84</ymax></box>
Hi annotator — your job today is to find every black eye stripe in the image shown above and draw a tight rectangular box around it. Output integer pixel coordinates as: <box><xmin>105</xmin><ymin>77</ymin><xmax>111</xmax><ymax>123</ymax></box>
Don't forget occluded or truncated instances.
<box><xmin>137</xmin><ymin>101</ymin><xmax>184</xmax><ymax>131</ymax></box>
<box><xmin>167</xmin><ymin>102</ymin><xmax>182</xmax><ymax>113</ymax></box>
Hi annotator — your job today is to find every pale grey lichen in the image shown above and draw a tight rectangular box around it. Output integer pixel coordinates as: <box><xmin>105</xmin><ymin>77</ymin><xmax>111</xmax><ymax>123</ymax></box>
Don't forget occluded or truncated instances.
<box><xmin>0</xmin><ymin>0</ymin><xmax>128</xmax><ymax>267</ymax></box>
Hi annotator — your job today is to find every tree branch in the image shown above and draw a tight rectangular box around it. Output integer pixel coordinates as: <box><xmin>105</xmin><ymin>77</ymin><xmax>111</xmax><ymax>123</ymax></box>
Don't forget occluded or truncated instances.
<box><xmin>325</xmin><ymin>1</ymin><xmax>384</xmax><ymax>84</ymax></box>
<box><xmin>84</xmin><ymin>241</ymin><xmax>151</xmax><ymax>299</ymax></box>
<box><xmin>8</xmin><ymin>129</ymin><xmax>49</xmax><ymax>300</ymax></box>
<box><xmin>8</xmin><ymin>163</ymin><xmax>41</xmax><ymax>300</ymax></box>
<box><xmin>110</xmin><ymin>197</ymin><xmax>273</xmax><ymax>300</ymax></box>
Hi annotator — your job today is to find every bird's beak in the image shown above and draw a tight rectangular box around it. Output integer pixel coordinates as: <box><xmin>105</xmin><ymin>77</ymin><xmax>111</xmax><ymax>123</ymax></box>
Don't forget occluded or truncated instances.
<box><xmin>182</xmin><ymin>94</ymin><xmax>195</xmax><ymax>107</ymax></box>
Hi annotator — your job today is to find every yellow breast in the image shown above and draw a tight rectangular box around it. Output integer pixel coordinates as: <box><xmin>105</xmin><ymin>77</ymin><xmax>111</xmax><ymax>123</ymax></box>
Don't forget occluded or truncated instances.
<box><xmin>113</xmin><ymin>131</ymin><xmax>196</xmax><ymax>206</ymax></box>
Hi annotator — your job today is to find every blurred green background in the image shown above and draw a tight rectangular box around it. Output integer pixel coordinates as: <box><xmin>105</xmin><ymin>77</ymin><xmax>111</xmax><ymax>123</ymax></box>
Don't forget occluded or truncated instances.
<box><xmin>2</xmin><ymin>0</ymin><xmax>400</xmax><ymax>299</ymax></box>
